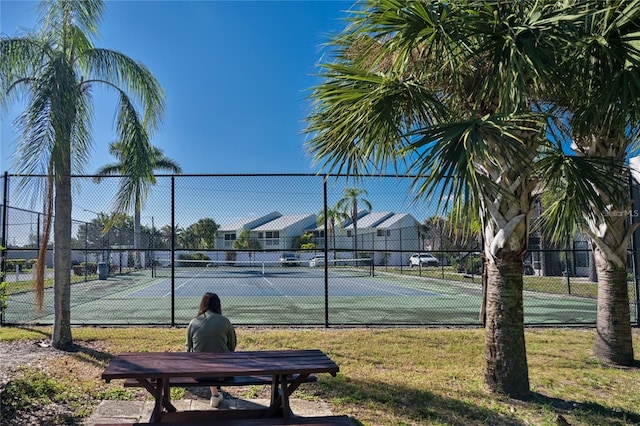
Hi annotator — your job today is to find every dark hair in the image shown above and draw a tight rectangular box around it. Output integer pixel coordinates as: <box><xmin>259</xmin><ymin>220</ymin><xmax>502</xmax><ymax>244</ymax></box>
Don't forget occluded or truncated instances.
<box><xmin>198</xmin><ymin>292</ymin><xmax>222</xmax><ymax>316</ymax></box>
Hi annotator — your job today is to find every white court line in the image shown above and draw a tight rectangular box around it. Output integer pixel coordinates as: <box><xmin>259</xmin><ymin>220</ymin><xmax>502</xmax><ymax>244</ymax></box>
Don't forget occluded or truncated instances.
<box><xmin>261</xmin><ymin>276</ymin><xmax>295</xmax><ymax>301</ymax></box>
<box><xmin>162</xmin><ymin>276</ymin><xmax>199</xmax><ymax>298</ymax></box>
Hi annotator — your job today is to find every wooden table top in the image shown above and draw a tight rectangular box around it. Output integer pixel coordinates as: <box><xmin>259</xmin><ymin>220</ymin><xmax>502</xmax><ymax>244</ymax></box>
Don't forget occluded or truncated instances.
<box><xmin>102</xmin><ymin>349</ymin><xmax>339</xmax><ymax>381</ymax></box>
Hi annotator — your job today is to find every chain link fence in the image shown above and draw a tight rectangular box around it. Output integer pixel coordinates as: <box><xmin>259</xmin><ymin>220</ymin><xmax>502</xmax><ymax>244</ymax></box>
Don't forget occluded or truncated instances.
<box><xmin>0</xmin><ymin>173</ymin><xmax>638</xmax><ymax>326</ymax></box>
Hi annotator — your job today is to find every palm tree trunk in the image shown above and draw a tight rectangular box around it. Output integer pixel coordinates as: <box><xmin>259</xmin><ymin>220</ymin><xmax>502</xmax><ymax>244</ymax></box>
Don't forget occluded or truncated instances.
<box><xmin>484</xmin><ymin>256</ymin><xmax>529</xmax><ymax>398</ymax></box>
<box><xmin>52</xmin><ymin>158</ymin><xmax>72</xmax><ymax>348</ymax></box>
<box><xmin>579</xmin><ymin>132</ymin><xmax>634</xmax><ymax>365</ymax></box>
<box><xmin>593</xmin><ymin>249</ymin><xmax>634</xmax><ymax>365</ymax></box>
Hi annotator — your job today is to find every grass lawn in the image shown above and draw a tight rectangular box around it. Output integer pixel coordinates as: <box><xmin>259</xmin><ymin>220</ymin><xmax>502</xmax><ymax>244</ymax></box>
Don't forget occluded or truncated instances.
<box><xmin>1</xmin><ymin>326</ymin><xmax>639</xmax><ymax>425</ymax></box>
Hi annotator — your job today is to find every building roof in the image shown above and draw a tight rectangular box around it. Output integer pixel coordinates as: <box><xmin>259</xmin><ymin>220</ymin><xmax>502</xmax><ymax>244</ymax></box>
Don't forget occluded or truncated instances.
<box><xmin>252</xmin><ymin>214</ymin><xmax>317</xmax><ymax>231</ymax></box>
<box><xmin>219</xmin><ymin>212</ymin><xmax>281</xmax><ymax>231</ymax></box>
<box><xmin>376</xmin><ymin>213</ymin><xmax>414</xmax><ymax>228</ymax></box>
<box><xmin>344</xmin><ymin>211</ymin><xmax>394</xmax><ymax>229</ymax></box>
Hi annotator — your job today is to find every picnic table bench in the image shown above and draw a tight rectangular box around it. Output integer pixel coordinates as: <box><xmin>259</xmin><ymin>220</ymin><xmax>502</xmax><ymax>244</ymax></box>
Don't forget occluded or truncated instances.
<box><xmin>101</xmin><ymin>349</ymin><xmax>342</xmax><ymax>424</ymax></box>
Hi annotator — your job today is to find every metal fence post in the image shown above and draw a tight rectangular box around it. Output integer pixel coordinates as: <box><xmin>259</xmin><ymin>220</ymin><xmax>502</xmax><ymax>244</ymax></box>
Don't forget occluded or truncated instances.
<box><xmin>1</xmin><ymin>172</ymin><xmax>8</xmax><ymax>325</ymax></box>
<box><xmin>323</xmin><ymin>176</ymin><xmax>329</xmax><ymax>328</ymax></box>
<box><xmin>171</xmin><ymin>175</ymin><xmax>176</xmax><ymax>326</ymax></box>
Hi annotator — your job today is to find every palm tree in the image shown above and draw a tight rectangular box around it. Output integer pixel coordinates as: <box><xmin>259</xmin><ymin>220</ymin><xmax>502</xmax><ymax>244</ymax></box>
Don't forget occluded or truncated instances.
<box><xmin>0</xmin><ymin>0</ymin><xmax>164</xmax><ymax>348</ymax></box>
<box><xmin>94</xmin><ymin>142</ymin><xmax>181</xmax><ymax>268</ymax></box>
<box><xmin>306</xmin><ymin>0</ymin><xmax>617</xmax><ymax>397</ymax></box>
<box><xmin>548</xmin><ymin>1</ymin><xmax>640</xmax><ymax>366</ymax></box>
<box><xmin>336</xmin><ymin>187</ymin><xmax>371</xmax><ymax>257</ymax></box>
<box><xmin>185</xmin><ymin>218</ymin><xmax>220</xmax><ymax>250</ymax></box>
<box><xmin>233</xmin><ymin>229</ymin><xmax>262</xmax><ymax>261</ymax></box>
<box><xmin>317</xmin><ymin>206</ymin><xmax>348</xmax><ymax>253</ymax></box>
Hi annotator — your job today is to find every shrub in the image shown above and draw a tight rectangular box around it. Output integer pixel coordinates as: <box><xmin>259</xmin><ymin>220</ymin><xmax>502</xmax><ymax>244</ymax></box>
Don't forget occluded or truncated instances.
<box><xmin>5</xmin><ymin>259</ymin><xmax>27</xmax><ymax>272</ymax></box>
<box><xmin>72</xmin><ymin>262</ymin><xmax>97</xmax><ymax>276</ymax></box>
<box><xmin>178</xmin><ymin>252</ymin><xmax>210</xmax><ymax>267</ymax></box>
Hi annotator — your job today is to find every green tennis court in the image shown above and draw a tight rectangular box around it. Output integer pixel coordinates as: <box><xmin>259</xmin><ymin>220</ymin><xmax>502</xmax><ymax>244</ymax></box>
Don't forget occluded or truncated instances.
<box><xmin>2</xmin><ymin>266</ymin><xmax>610</xmax><ymax>326</ymax></box>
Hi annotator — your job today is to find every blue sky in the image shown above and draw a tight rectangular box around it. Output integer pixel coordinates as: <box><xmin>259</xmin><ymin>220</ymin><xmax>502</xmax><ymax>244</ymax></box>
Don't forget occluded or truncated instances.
<box><xmin>0</xmin><ymin>1</ymin><xmax>441</xmax><ymax>235</ymax></box>
<box><xmin>0</xmin><ymin>0</ymin><xmax>355</xmax><ymax>175</ymax></box>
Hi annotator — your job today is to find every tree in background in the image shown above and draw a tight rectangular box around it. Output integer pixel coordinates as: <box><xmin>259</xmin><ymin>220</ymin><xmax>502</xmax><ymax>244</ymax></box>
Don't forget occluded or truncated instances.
<box><xmin>159</xmin><ymin>225</ymin><xmax>174</xmax><ymax>249</ymax></box>
<box><xmin>336</xmin><ymin>187</ymin><xmax>371</xmax><ymax>257</ymax></box>
<box><xmin>233</xmin><ymin>229</ymin><xmax>262</xmax><ymax>261</ymax></box>
<box><xmin>422</xmin><ymin>216</ymin><xmax>454</xmax><ymax>251</ymax></box>
<box><xmin>175</xmin><ymin>225</ymin><xmax>196</xmax><ymax>249</ymax></box>
<box><xmin>0</xmin><ymin>0</ymin><xmax>164</xmax><ymax>348</ymax></box>
<box><xmin>184</xmin><ymin>218</ymin><xmax>220</xmax><ymax>250</ymax></box>
<box><xmin>292</xmin><ymin>232</ymin><xmax>317</xmax><ymax>250</ymax></box>
<box><xmin>317</xmin><ymin>206</ymin><xmax>348</xmax><ymax>253</ymax></box>
<box><xmin>94</xmin><ymin>142</ymin><xmax>181</xmax><ymax>268</ymax></box>
<box><xmin>306</xmin><ymin>0</ymin><xmax>619</xmax><ymax>397</ymax></box>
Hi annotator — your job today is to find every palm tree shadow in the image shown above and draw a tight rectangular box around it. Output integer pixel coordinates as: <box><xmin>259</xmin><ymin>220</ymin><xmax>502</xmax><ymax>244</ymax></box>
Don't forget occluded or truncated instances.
<box><xmin>14</xmin><ymin>327</ymin><xmax>116</xmax><ymax>368</ymax></box>
<box><xmin>61</xmin><ymin>342</ymin><xmax>115</xmax><ymax>368</ymax></box>
<box><xmin>313</xmin><ymin>376</ymin><xmax>527</xmax><ymax>426</ymax></box>
<box><xmin>313</xmin><ymin>375</ymin><xmax>640</xmax><ymax>425</ymax></box>
<box><xmin>528</xmin><ymin>392</ymin><xmax>640</xmax><ymax>425</ymax></box>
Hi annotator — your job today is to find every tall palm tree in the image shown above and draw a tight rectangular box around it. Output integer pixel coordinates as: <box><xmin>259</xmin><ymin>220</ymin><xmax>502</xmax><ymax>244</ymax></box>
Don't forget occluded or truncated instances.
<box><xmin>306</xmin><ymin>0</ymin><xmax>617</xmax><ymax>397</ymax></box>
<box><xmin>317</xmin><ymin>206</ymin><xmax>348</xmax><ymax>253</ymax></box>
<box><xmin>548</xmin><ymin>1</ymin><xmax>640</xmax><ymax>366</ymax></box>
<box><xmin>94</xmin><ymin>141</ymin><xmax>181</xmax><ymax>268</ymax></box>
<box><xmin>336</xmin><ymin>187</ymin><xmax>371</xmax><ymax>257</ymax></box>
<box><xmin>0</xmin><ymin>0</ymin><xmax>164</xmax><ymax>348</ymax></box>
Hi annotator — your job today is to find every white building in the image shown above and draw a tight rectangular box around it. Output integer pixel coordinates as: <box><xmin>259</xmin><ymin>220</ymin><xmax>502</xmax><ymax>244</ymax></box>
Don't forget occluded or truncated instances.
<box><xmin>214</xmin><ymin>210</ymin><xmax>424</xmax><ymax>265</ymax></box>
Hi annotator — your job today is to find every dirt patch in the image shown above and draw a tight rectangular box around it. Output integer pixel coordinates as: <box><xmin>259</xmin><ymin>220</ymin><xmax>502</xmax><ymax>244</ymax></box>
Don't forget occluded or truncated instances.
<box><xmin>0</xmin><ymin>339</ymin><xmax>108</xmax><ymax>425</ymax></box>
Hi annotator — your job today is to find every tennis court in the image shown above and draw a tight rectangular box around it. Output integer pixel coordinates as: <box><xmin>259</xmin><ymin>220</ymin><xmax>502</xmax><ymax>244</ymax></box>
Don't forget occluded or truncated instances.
<box><xmin>2</xmin><ymin>261</ymin><xmax>607</xmax><ymax>326</ymax></box>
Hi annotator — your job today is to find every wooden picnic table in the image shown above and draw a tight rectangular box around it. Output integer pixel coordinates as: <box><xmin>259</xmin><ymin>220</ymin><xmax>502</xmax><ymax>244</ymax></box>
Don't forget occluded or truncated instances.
<box><xmin>101</xmin><ymin>349</ymin><xmax>340</xmax><ymax>423</ymax></box>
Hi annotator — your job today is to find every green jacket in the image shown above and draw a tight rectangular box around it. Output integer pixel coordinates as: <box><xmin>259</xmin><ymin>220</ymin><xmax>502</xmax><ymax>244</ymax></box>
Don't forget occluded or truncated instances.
<box><xmin>186</xmin><ymin>311</ymin><xmax>237</xmax><ymax>353</ymax></box>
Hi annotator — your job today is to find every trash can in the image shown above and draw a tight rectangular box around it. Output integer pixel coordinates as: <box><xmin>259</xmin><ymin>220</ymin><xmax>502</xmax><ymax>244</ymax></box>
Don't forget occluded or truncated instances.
<box><xmin>98</xmin><ymin>262</ymin><xmax>108</xmax><ymax>280</ymax></box>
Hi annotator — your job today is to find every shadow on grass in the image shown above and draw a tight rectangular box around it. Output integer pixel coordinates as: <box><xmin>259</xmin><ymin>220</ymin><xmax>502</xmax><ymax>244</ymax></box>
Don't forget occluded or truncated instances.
<box><xmin>8</xmin><ymin>326</ymin><xmax>115</xmax><ymax>367</ymax></box>
<box><xmin>312</xmin><ymin>375</ymin><xmax>640</xmax><ymax>425</ymax></box>
<box><xmin>528</xmin><ymin>392</ymin><xmax>640</xmax><ymax>425</ymax></box>
<box><xmin>61</xmin><ymin>341</ymin><xmax>115</xmax><ymax>368</ymax></box>
<box><xmin>313</xmin><ymin>376</ymin><xmax>526</xmax><ymax>426</ymax></box>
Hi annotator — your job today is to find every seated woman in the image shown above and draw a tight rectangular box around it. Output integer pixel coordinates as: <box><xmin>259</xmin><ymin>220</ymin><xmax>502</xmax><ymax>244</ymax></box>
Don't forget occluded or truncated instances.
<box><xmin>186</xmin><ymin>292</ymin><xmax>237</xmax><ymax>407</ymax></box>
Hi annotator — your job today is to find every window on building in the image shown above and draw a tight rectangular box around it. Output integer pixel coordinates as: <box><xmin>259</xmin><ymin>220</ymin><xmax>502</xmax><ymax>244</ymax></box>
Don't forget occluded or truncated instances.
<box><xmin>265</xmin><ymin>231</ymin><xmax>280</xmax><ymax>246</ymax></box>
<box><xmin>377</xmin><ymin>229</ymin><xmax>390</xmax><ymax>237</ymax></box>
<box><xmin>223</xmin><ymin>233</ymin><xmax>236</xmax><ymax>247</ymax></box>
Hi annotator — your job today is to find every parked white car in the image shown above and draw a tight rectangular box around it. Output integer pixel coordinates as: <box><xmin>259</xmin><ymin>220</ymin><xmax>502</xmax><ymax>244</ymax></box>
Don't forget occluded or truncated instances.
<box><xmin>308</xmin><ymin>255</ymin><xmax>325</xmax><ymax>267</ymax></box>
<box><xmin>279</xmin><ymin>252</ymin><xmax>300</xmax><ymax>267</ymax></box>
<box><xmin>408</xmin><ymin>253</ymin><xmax>440</xmax><ymax>267</ymax></box>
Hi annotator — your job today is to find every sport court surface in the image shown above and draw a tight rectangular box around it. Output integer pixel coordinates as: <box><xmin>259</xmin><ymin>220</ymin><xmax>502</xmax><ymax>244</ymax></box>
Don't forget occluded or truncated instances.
<box><xmin>4</xmin><ymin>264</ymin><xmax>603</xmax><ymax>326</ymax></box>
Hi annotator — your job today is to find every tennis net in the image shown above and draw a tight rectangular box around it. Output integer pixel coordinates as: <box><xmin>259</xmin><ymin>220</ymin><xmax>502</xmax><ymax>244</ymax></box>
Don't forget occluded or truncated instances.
<box><xmin>152</xmin><ymin>258</ymin><xmax>373</xmax><ymax>279</ymax></box>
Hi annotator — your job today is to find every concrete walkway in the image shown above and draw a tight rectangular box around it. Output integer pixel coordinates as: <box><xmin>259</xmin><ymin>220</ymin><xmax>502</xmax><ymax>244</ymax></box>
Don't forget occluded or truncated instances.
<box><xmin>85</xmin><ymin>396</ymin><xmax>335</xmax><ymax>425</ymax></box>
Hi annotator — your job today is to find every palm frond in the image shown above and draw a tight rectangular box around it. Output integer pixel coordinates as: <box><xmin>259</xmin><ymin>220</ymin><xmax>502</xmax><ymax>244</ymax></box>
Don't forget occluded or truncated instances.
<box><xmin>306</xmin><ymin>62</ymin><xmax>447</xmax><ymax>175</ymax></box>
<box><xmin>562</xmin><ymin>0</ymin><xmax>640</xmax><ymax>137</ymax></box>
<box><xmin>406</xmin><ymin>114</ymin><xmax>540</xmax><ymax>214</ymax></box>
<box><xmin>0</xmin><ymin>37</ymin><xmax>50</xmax><ymax>109</ymax></box>
<box><xmin>71</xmin><ymin>84</ymin><xmax>94</xmax><ymax>175</ymax></box>
<box><xmin>39</xmin><ymin>0</ymin><xmax>104</xmax><ymax>41</ymax></box>
<box><xmin>534</xmin><ymin>148</ymin><xmax>627</xmax><ymax>244</ymax></box>
<box><xmin>80</xmin><ymin>48</ymin><xmax>165</xmax><ymax>129</ymax></box>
